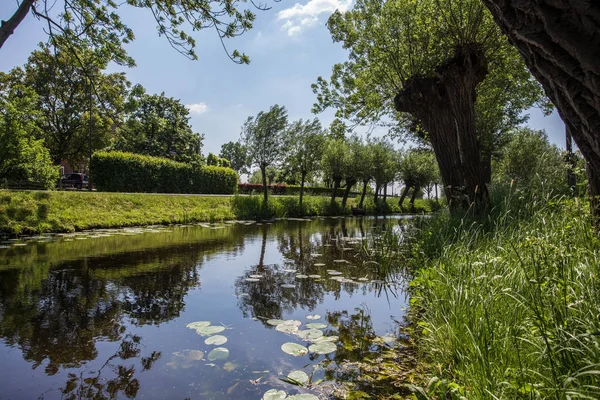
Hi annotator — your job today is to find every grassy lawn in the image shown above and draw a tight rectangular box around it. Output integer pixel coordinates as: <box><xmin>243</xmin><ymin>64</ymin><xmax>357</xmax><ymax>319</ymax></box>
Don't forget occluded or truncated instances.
<box><xmin>0</xmin><ymin>190</ymin><xmax>436</xmax><ymax>235</ymax></box>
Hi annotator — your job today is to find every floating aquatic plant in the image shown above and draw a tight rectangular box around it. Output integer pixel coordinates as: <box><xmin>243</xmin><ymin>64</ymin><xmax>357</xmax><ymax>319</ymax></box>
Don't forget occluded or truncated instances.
<box><xmin>281</xmin><ymin>343</ymin><xmax>308</xmax><ymax>356</ymax></box>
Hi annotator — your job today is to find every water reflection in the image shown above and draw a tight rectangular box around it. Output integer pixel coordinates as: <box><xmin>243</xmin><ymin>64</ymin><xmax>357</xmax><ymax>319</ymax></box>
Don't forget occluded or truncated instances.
<box><xmin>57</xmin><ymin>334</ymin><xmax>161</xmax><ymax>400</ymax></box>
<box><xmin>0</xmin><ymin>216</ymin><xmax>413</xmax><ymax>399</ymax></box>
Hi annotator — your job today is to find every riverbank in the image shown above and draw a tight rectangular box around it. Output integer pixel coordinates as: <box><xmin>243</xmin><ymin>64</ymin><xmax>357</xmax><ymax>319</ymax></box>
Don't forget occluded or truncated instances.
<box><xmin>0</xmin><ymin>190</ymin><xmax>434</xmax><ymax>234</ymax></box>
<box><xmin>407</xmin><ymin>193</ymin><xmax>600</xmax><ymax>398</ymax></box>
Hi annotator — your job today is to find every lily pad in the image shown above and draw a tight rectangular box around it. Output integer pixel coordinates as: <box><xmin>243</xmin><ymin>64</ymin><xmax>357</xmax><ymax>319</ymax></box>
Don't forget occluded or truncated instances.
<box><xmin>205</xmin><ymin>335</ymin><xmax>228</xmax><ymax>345</ymax></box>
<box><xmin>306</xmin><ymin>314</ymin><xmax>321</xmax><ymax>320</ymax></box>
<box><xmin>358</xmin><ymin>277</ymin><xmax>369</xmax><ymax>282</ymax></box>
<box><xmin>306</xmin><ymin>323</ymin><xmax>327</xmax><ymax>329</ymax></box>
<box><xmin>333</xmin><ymin>259</ymin><xmax>349</xmax><ymax>263</ymax></box>
<box><xmin>281</xmin><ymin>342</ymin><xmax>308</xmax><ymax>356</ymax></box>
<box><xmin>276</xmin><ymin>324</ymin><xmax>300</xmax><ymax>334</ymax></box>
<box><xmin>313</xmin><ymin>263</ymin><xmax>326</xmax><ymax>267</ymax></box>
<box><xmin>207</xmin><ymin>347</ymin><xmax>229</xmax><ymax>361</ymax></box>
<box><xmin>287</xmin><ymin>370</ymin><xmax>309</xmax><ymax>385</ymax></box>
<box><xmin>295</xmin><ymin>274</ymin><xmax>308</xmax><ymax>279</ymax></box>
<box><xmin>309</xmin><ymin>341</ymin><xmax>337</xmax><ymax>355</ymax></box>
<box><xmin>298</xmin><ymin>329</ymin><xmax>323</xmax><ymax>341</ymax></box>
<box><xmin>287</xmin><ymin>395</ymin><xmax>319</xmax><ymax>400</ymax></box>
<box><xmin>281</xmin><ymin>283</ymin><xmax>296</xmax><ymax>289</ymax></box>
<box><xmin>313</xmin><ymin>335</ymin><xmax>338</xmax><ymax>343</ymax></box>
<box><xmin>267</xmin><ymin>319</ymin><xmax>286</xmax><ymax>326</ymax></box>
<box><xmin>308</xmin><ymin>275</ymin><xmax>321</xmax><ymax>279</ymax></box>
<box><xmin>263</xmin><ymin>389</ymin><xmax>287</xmax><ymax>400</ymax></box>
<box><xmin>186</xmin><ymin>321</ymin><xmax>211</xmax><ymax>330</ymax></box>
<box><xmin>246</xmin><ymin>278</ymin><xmax>261</xmax><ymax>282</ymax></box>
<box><xmin>310</xmin><ymin>253</ymin><xmax>322</xmax><ymax>257</ymax></box>
<box><xmin>327</xmin><ymin>271</ymin><xmax>343</xmax><ymax>275</ymax></box>
<box><xmin>195</xmin><ymin>325</ymin><xmax>226</xmax><ymax>336</ymax></box>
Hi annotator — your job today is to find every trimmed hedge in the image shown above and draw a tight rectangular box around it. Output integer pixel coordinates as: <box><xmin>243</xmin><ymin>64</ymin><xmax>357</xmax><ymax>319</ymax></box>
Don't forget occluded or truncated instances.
<box><xmin>91</xmin><ymin>151</ymin><xmax>237</xmax><ymax>194</ymax></box>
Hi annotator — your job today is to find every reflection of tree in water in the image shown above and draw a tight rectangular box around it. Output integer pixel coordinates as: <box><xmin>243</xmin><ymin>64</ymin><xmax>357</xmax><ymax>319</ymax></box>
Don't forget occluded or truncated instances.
<box><xmin>235</xmin><ymin>218</ymin><xmax>407</xmax><ymax>323</ymax></box>
<box><xmin>235</xmin><ymin>226</ymin><xmax>326</xmax><ymax>320</ymax></box>
<box><xmin>57</xmin><ymin>334</ymin><xmax>161</xmax><ymax>400</ymax></box>
<box><xmin>0</xmin><ymin>242</ymin><xmax>208</xmax><ymax>375</ymax></box>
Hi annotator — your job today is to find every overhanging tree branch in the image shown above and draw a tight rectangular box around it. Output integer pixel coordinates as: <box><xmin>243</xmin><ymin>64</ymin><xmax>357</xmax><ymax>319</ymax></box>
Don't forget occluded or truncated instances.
<box><xmin>0</xmin><ymin>0</ymin><xmax>35</xmax><ymax>49</ymax></box>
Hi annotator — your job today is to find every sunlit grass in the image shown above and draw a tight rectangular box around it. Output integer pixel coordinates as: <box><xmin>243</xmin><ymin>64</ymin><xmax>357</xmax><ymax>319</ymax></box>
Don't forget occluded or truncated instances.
<box><xmin>408</xmin><ymin>190</ymin><xmax>600</xmax><ymax>399</ymax></box>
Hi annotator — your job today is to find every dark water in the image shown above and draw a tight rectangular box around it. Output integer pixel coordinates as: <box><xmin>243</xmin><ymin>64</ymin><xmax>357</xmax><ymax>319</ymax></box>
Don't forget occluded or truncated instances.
<box><xmin>0</xmin><ymin>217</ymin><xmax>412</xmax><ymax>399</ymax></box>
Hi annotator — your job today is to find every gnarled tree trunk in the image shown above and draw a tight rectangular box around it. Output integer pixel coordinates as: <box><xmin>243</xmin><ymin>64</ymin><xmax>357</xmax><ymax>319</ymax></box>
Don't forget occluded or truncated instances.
<box><xmin>342</xmin><ymin>178</ymin><xmax>356</xmax><ymax>208</ymax></box>
<box><xmin>482</xmin><ymin>0</ymin><xmax>600</xmax><ymax>223</ymax></box>
<box><xmin>358</xmin><ymin>179</ymin><xmax>368</xmax><ymax>208</ymax></box>
<box><xmin>398</xmin><ymin>184</ymin><xmax>411</xmax><ymax>210</ymax></box>
<box><xmin>395</xmin><ymin>44</ymin><xmax>489</xmax><ymax>213</ymax></box>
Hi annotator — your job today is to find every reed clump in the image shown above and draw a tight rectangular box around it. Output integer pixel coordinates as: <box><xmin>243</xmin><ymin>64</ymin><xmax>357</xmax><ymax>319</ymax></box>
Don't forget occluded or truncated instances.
<box><xmin>409</xmin><ymin>188</ymin><xmax>600</xmax><ymax>399</ymax></box>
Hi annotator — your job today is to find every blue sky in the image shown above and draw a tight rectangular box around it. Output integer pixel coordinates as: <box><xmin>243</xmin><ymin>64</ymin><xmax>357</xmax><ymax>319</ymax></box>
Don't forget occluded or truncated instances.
<box><xmin>0</xmin><ymin>0</ymin><xmax>566</xmax><ymax>156</ymax></box>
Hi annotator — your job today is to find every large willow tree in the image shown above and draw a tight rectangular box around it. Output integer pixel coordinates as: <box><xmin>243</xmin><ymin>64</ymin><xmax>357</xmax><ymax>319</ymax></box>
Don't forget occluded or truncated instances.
<box><xmin>313</xmin><ymin>0</ymin><xmax>545</xmax><ymax>211</ymax></box>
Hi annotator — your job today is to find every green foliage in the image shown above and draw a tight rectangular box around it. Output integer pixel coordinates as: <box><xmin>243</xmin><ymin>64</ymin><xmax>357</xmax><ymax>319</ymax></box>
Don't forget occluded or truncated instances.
<box><xmin>494</xmin><ymin>127</ymin><xmax>568</xmax><ymax>194</ymax></box>
<box><xmin>409</xmin><ymin>192</ymin><xmax>600</xmax><ymax>399</ymax></box>
<box><xmin>91</xmin><ymin>151</ymin><xmax>237</xmax><ymax>194</ymax></box>
<box><xmin>399</xmin><ymin>149</ymin><xmax>439</xmax><ymax>190</ymax></box>
<box><xmin>206</xmin><ymin>152</ymin><xmax>230</xmax><ymax>168</ymax></box>
<box><xmin>0</xmin><ymin>40</ymin><xmax>129</xmax><ymax>165</ymax></box>
<box><xmin>2</xmin><ymin>0</ymin><xmax>259</xmax><ymax>65</ymax></box>
<box><xmin>0</xmin><ymin>83</ymin><xmax>58</xmax><ymax>189</ymax></box>
<box><xmin>113</xmin><ymin>85</ymin><xmax>204</xmax><ymax>163</ymax></box>
<box><xmin>284</xmin><ymin>118</ymin><xmax>326</xmax><ymax>182</ymax></box>
<box><xmin>241</xmin><ymin>104</ymin><xmax>288</xmax><ymax>200</ymax></box>
<box><xmin>369</xmin><ymin>138</ymin><xmax>397</xmax><ymax>189</ymax></box>
<box><xmin>322</xmin><ymin>138</ymin><xmax>351</xmax><ymax>182</ymax></box>
<box><xmin>231</xmin><ymin>195</ymin><xmax>350</xmax><ymax>220</ymax></box>
<box><xmin>219</xmin><ymin>141</ymin><xmax>250</xmax><ymax>175</ymax></box>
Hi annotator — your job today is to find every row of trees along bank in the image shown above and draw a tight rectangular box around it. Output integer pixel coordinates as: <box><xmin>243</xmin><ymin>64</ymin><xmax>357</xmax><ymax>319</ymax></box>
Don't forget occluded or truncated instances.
<box><xmin>2</xmin><ymin>0</ymin><xmax>600</xmax><ymax>224</ymax></box>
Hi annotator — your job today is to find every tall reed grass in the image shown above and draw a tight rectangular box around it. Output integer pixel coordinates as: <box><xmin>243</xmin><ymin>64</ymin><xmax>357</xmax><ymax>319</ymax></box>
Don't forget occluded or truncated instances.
<box><xmin>409</xmin><ymin>187</ymin><xmax>600</xmax><ymax>399</ymax></box>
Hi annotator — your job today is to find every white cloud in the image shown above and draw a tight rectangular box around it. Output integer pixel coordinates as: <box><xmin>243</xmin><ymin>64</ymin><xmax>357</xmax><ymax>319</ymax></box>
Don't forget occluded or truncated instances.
<box><xmin>277</xmin><ymin>0</ymin><xmax>352</xmax><ymax>36</ymax></box>
<box><xmin>186</xmin><ymin>103</ymin><xmax>208</xmax><ymax>114</ymax></box>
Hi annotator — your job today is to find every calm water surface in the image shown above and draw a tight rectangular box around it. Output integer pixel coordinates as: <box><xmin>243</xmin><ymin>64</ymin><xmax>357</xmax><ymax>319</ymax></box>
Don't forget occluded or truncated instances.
<box><xmin>0</xmin><ymin>217</ymin><xmax>412</xmax><ymax>399</ymax></box>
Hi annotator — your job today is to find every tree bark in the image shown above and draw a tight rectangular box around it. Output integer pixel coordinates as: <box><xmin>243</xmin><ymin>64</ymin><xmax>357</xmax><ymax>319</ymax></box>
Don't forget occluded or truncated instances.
<box><xmin>383</xmin><ymin>184</ymin><xmax>388</xmax><ymax>202</ymax></box>
<box><xmin>481</xmin><ymin>0</ymin><xmax>600</xmax><ymax>222</ymax></box>
<box><xmin>330</xmin><ymin>177</ymin><xmax>341</xmax><ymax>207</ymax></box>
<box><xmin>398</xmin><ymin>185</ymin><xmax>411</xmax><ymax>210</ymax></box>
<box><xmin>0</xmin><ymin>0</ymin><xmax>34</xmax><ymax>50</ymax></box>
<box><xmin>299</xmin><ymin>171</ymin><xmax>306</xmax><ymax>216</ymax></box>
<box><xmin>359</xmin><ymin>179</ymin><xmax>368</xmax><ymax>208</ymax></box>
<box><xmin>410</xmin><ymin>186</ymin><xmax>420</xmax><ymax>212</ymax></box>
<box><xmin>373</xmin><ymin>183</ymin><xmax>380</xmax><ymax>204</ymax></box>
<box><xmin>261</xmin><ymin>165</ymin><xmax>268</xmax><ymax>204</ymax></box>
<box><xmin>394</xmin><ymin>44</ymin><xmax>489</xmax><ymax>213</ymax></box>
<box><xmin>342</xmin><ymin>178</ymin><xmax>356</xmax><ymax>208</ymax></box>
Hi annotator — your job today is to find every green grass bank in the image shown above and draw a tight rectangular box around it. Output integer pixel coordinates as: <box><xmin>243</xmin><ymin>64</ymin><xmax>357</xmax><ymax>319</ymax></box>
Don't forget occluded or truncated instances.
<box><xmin>0</xmin><ymin>190</ymin><xmax>434</xmax><ymax>235</ymax></box>
<box><xmin>407</xmin><ymin>192</ymin><xmax>600</xmax><ymax>399</ymax></box>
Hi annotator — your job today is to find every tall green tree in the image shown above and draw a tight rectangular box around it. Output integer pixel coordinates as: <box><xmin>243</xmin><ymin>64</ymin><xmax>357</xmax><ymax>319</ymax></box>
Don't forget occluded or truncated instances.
<box><xmin>370</xmin><ymin>138</ymin><xmax>397</xmax><ymax>204</ymax></box>
<box><xmin>0</xmin><ymin>40</ymin><xmax>128</xmax><ymax>165</ymax></box>
<box><xmin>322</xmin><ymin>138</ymin><xmax>351</xmax><ymax>207</ymax></box>
<box><xmin>241</xmin><ymin>105</ymin><xmax>288</xmax><ymax>203</ymax></box>
<box><xmin>284</xmin><ymin>118</ymin><xmax>326</xmax><ymax>213</ymax></box>
<box><xmin>1</xmin><ymin>0</ymin><xmax>263</xmax><ymax>65</ymax></box>
<box><xmin>219</xmin><ymin>141</ymin><xmax>250</xmax><ymax>175</ymax></box>
<box><xmin>113</xmin><ymin>85</ymin><xmax>204</xmax><ymax>163</ymax></box>
<box><xmin>398</xmin><ymin>149</ymin><xmax>438</xmax><ymax>209</ymax></box>
<box><xmin>0</xmin><ymin>82</ymin><xmax>58</xmax><ymax>188</ymax></box>
<box><xmin>495</xmin><ymin>127</ymin><xmax>567</xmax><ymax>193</ymax></box>
<box><xmin>313</xmin><ymin>0</ymin><xmax>546</xmax><ymax>212</ymax></box>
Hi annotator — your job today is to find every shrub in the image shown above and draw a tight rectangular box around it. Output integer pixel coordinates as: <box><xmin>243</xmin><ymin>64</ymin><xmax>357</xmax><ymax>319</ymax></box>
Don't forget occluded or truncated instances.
<box><xmin>91</xmin><ymin>151</ymin><xmax>237</xmax><ymax>194</ymax></box>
